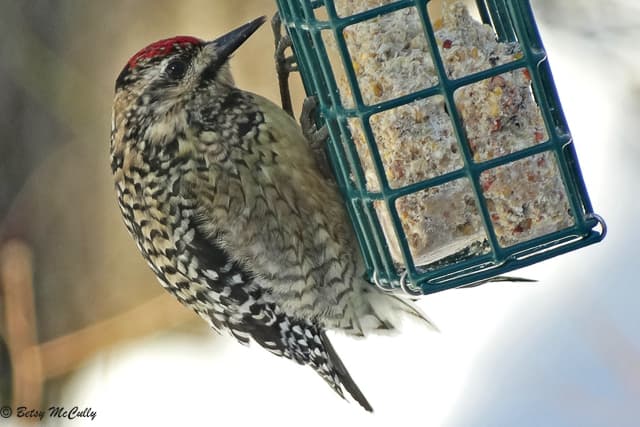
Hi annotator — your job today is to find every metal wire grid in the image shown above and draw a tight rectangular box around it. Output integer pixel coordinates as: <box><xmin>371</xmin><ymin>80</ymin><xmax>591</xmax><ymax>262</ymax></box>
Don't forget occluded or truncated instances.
<box><xmin>275</xmin><ymin>0</ymin><xmax>606</xmax><ymax>295</ymax></box>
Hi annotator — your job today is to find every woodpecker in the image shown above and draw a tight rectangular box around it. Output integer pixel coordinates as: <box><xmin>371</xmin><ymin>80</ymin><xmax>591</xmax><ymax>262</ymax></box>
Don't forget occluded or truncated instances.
<box><xmin>110</xmin><ymin>16</ymin><xmax>436</xmax><ymax>412</ymax></box>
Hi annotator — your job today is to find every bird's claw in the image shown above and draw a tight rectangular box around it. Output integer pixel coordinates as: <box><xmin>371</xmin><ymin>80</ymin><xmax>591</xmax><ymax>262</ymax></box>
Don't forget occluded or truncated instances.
<box><xmin>272</xmin><ymin>12</ymin><xmax>296</xmax><ymax>117</ymax></box>
<box><xmin>300</xmin><ymin>96</ymin><xmax>332</xmax><ymax>179</ymax></box>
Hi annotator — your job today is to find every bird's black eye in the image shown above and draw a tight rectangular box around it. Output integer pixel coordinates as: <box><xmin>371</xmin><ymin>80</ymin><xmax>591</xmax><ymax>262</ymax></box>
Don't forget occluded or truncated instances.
<box><xmin>165</xmin><ymin>59</ymin><xmax>188</xmax><ymax>80</ymax></box>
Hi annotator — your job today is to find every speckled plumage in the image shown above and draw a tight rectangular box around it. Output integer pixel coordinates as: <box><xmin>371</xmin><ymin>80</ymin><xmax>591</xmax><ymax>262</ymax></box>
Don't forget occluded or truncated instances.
<box><xmin>110</xmin><ymin>17</ymin><xmax>433</xmax><ymax>412</ymax></box>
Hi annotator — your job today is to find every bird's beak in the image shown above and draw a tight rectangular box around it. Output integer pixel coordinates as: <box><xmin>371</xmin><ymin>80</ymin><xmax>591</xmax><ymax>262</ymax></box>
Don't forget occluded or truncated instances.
<box><xmin>207</xmin><ymin>16</ymin><xmax>266</xmax><ymax>63</ymax></box>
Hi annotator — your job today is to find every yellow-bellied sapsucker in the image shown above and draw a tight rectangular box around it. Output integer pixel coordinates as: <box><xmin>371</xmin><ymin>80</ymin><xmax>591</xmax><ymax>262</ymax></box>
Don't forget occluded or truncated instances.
<box><xmin>110</xmin><ymin>16</ymin><xmax>435</xmax><ymax>412</ymax></box>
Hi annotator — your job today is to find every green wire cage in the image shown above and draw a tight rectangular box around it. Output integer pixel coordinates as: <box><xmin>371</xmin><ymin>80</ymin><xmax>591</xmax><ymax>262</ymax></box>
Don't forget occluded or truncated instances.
<box><xmin>274</xmin><ymin>0</ymin><xmax>606</xmax><ymax>295</ymax></box>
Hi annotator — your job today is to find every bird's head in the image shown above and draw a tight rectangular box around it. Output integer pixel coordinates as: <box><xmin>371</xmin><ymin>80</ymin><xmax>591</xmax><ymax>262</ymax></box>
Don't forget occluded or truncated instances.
<box><xmin>110</xmin><ymin>16</ymin><xmax>266</xmax><ymax>167</ymax></box>
<box><xmin>114</xmin><ymin>16</ymin><xmax>266</xmax><ymax>103</ymax></box>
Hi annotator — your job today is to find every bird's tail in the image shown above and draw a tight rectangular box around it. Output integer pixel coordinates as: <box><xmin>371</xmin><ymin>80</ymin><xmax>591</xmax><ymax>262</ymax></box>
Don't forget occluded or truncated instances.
<box><xmin>355</xmin><ymin>285</ymin><xmax>439</xmax><ymax>335</ymax></box>
<box><xmin>317</xmin><ymin>330</ymin><xmax>373</xmax><ymax>412</ymax></box>
<box><xmin>254</xmin><ymin>313</ymin><xmax>373</xmax><ymax>411</ymax></box>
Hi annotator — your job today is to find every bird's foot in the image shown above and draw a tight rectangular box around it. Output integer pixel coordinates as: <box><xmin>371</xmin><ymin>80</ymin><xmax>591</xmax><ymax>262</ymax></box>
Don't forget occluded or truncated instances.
<box><xmin>300</xmin><ymin>96</ymin><xmax>332</xmax><ymax>179</ymax></box>
<box><xmin>271</xmin><ymin>12</ymin><xmax>297</xmax><ymax>117</ymax></box>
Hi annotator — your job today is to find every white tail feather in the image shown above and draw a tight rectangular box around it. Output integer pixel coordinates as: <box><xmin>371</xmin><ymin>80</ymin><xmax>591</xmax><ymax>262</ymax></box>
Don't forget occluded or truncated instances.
<box><xmin>359</xmin><ymin>286</ymin><xmax>440</xmax><ymax>335</ymax></box>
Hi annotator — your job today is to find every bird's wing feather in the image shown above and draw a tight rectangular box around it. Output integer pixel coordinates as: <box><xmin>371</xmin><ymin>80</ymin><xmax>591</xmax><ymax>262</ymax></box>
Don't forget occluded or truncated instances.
<box><xmin>193</xmin><ymin>92</ymin><xmax>365</xmax><ymax>322</ymax></box>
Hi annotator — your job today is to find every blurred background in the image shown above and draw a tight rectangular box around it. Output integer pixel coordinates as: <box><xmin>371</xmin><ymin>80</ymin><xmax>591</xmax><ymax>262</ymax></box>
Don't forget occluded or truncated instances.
<box><xmin>0</xmin><ymin>0</ymin><xmax>638</xmax><ymax>426</ymax></box>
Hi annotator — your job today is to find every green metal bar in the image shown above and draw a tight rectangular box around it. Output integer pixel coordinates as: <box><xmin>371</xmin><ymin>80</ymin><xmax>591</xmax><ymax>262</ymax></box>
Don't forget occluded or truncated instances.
<box><xmin>363</xmin><ymin>199</ymin><xmax>402</xmax><ymax>285</ymax></box>
<box><xmin>421</xmin><ymin>234</ymin><xmax>602</xmax><ymax>293</ymax></box>
<box><xmin>336</xmin><ymin>1</ymin><xmax>414</xmax><ymax>27</ymax></box>
<box><xmin>485</xmin><ymin>0</ymin><xmax>517</xmax><ymax>42</ymax></box>
<box><xmin>384</xmin><ymin>140</ymin><xmax>555</xmax><ymax>201</ymax></box>
<box><xmin>414</xmin><ymin>0</ymin><xmax>505</xmax><ymax>272</ymax></box>
<box><xmin>475</xmin><ymin>0</ymin><xmax>493</xmax><ymax>26</ymax></box>
<box><xmin>335</xmin><ymin>57</ymin><xmax>533</xmax><ymax>118</ymax></box>
<box><xmin>505</xmin><ymin>1</ymin><xmax>588</xmax><ymax>234</ymax></box>
<box><xmin>321</xmin><ymin>1</ymin><xmax>401</xmax><ymax>281</ymax></box>
<box><xmin>513</xmin><ymin>1</ymin><xmax>596</xmax><ymax>221</ymax></box>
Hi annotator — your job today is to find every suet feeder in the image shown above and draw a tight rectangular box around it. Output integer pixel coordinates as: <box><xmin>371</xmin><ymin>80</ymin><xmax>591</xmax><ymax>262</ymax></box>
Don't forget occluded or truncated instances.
<box><xmin>274</xmin><ymin>0</ymin><xmax>606</xmax><ymax>295</ymax></box>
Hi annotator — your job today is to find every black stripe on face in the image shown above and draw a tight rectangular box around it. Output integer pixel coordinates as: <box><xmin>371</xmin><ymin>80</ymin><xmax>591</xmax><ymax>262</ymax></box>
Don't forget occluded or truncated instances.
<box><xmin>115</xmin><ymin>64</ymin><xmax>131</xmax><ymax>91</ymax></box>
